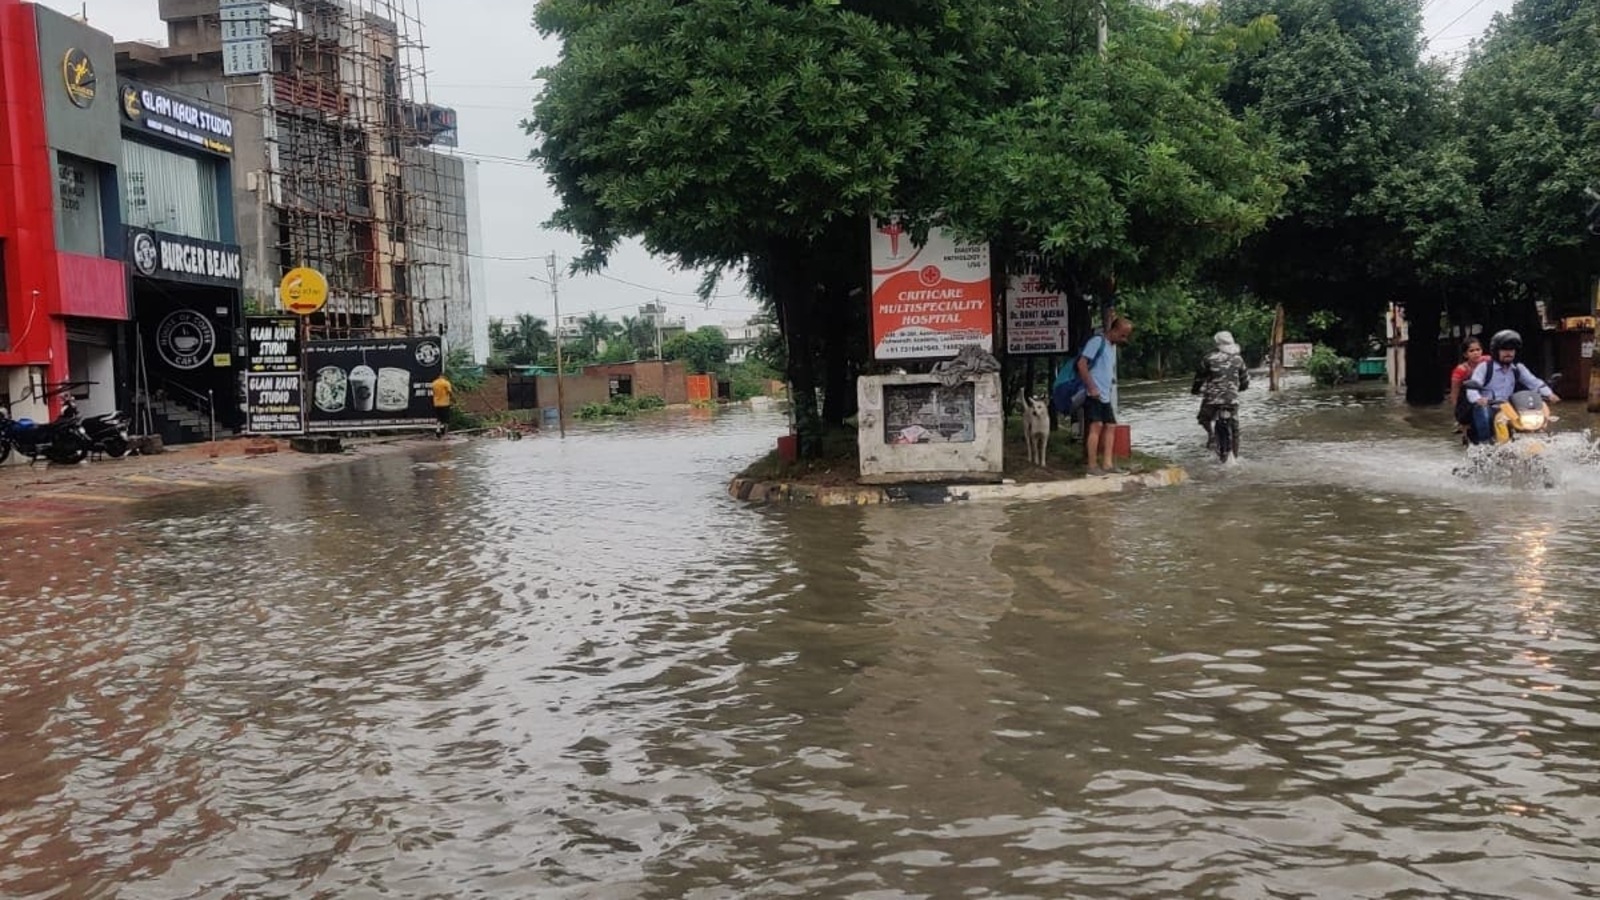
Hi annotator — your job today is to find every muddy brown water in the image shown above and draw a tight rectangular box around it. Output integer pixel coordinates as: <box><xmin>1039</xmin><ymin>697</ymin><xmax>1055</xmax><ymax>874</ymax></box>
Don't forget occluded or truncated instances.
<box><xmin>3</xmin><ymin>384</ymin><xmax>1600</xmax><ymax>898</ymax></box>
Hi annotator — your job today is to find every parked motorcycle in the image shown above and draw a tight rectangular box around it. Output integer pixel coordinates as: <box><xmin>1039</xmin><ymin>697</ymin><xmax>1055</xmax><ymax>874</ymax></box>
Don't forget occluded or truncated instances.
<box><xmin>0</xmin><ymin>406</ymin><xmax>90</xmax><ymax>465</ymax></box>
<box><xmin>60</xmin><ymin>396</ymin><xmax>132</xmax><ymax>459</ymax></box>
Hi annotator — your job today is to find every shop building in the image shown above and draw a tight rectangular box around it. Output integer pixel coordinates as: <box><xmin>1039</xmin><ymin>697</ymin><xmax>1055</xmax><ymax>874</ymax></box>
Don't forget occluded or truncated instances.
<box><xmin>118</xmin><ymin>78</ymin><xmax>245</xmax><ymax>440</ymax></box>
<box><xmin>0</xmin><ymin>1</ymin><xmax>127</xmax><ymax>422</ymax></box>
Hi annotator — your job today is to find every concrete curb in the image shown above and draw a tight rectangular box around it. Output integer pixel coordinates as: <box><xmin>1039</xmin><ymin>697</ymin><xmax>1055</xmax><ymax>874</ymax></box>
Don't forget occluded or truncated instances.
<box><xmin>728</xmin><ymin>467</ymin><xmax>1188</xmax><ymax>506</ymax></box>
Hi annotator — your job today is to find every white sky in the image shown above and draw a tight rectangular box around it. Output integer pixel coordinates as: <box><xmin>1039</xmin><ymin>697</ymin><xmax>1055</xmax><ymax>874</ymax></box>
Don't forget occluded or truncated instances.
<box><xmin>55</xmin><ymin>0</ymin><xmax>1515</xmax><ymax>327</ymax></box>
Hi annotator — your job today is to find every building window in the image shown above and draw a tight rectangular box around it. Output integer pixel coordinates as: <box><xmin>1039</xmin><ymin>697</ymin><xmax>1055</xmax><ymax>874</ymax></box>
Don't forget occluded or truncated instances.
<box><xmin>120</xmin><ymin>141</ymin><xmax>221</xmax><ymax>240</ymax></box>
<box><xmin>56</xmin><ymin>153</ymin><xmax>104</xmax><ymax>255</ymax></box>
<box><xmin>386</xmin><ymin>174</ymin><xmax>407</xmax><ymax>243</ymax></box>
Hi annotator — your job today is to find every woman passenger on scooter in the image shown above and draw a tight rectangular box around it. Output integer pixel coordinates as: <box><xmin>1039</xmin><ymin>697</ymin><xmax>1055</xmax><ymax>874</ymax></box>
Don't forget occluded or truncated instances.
<box><xmin>1449</xmin><ymin>337</ymin><xmax>1484</xmax><ymax>436</ymax></box>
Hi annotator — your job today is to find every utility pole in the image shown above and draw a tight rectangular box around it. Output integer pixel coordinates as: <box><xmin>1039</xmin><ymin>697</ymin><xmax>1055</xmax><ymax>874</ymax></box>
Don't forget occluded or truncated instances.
<box><xmin>545</xmin><ymin>253</ymin><xmax>566</xmax><ymax>438</ymax></box>
<box><xmin>1097</xmin><ymin>0</ymin><xmax>1108</xmax><ymax>56</ymax></box>
<box><xmin>653</xmin><ymin>296</ymin><xmax>663</xmax><ymax>360</ymax></box>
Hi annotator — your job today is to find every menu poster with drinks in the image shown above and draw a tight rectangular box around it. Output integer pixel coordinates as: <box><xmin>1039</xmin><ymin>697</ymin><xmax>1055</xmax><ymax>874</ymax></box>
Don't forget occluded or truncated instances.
<box><xmin>304</xmin><ymin>337</ymin><xmax>443</xmax><ymax>431</ymax></box>
<box><xmin>1005</xmin><ymin>272</ymin><xmax>1069</xmax><ymax>355</ymax></box>
<box><xmin>869</xmin><ymin>215</ymin><xmax>992</xmax><ymax>360</ymax></box>
<box><xmin>245</xmin><ymin>373</ymin><xmax>304</xmax><ymax>435</ymax></box>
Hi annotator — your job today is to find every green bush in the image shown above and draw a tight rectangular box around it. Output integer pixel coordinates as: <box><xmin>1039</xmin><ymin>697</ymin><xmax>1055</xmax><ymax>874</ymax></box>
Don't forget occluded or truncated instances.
<box><xmin>576</xmin><ymin>395</ymin><xmax>667</xmax><ymax>419</ymax></box>
<box><xmin>1304</xmin><ymin>343</ymin><xmax>1356</xmax><ymax>386</ymax></box>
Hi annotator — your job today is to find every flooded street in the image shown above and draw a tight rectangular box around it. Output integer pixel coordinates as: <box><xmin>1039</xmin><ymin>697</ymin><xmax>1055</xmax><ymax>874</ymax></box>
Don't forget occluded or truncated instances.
<box><xmin>4</xmin><ymin>385</ymin><xmax>1600</xmax><ymax>898</ymax></box>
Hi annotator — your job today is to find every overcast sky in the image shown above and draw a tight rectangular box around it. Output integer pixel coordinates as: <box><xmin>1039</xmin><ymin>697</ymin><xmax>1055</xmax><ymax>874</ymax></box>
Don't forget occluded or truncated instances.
<box><xmin>58</xmin><ymin>0</ymin><xmax>1515</xmax><ymax>327</ymax></box>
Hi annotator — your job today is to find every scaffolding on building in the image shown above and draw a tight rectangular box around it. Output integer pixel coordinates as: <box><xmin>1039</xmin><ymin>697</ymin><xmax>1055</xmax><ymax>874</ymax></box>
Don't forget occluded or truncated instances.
<box><xmin>260</xmin><ymin>0</ymin><xmax>466</xmax><ymax>341</ymax></box>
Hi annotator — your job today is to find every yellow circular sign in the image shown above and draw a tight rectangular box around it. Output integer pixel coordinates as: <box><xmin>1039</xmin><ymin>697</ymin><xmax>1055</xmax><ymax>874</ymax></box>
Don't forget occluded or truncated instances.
<box><xmin>280</xmin><ymin>267</ymin><xmax>329</xmax><ymax>315</ymax></box>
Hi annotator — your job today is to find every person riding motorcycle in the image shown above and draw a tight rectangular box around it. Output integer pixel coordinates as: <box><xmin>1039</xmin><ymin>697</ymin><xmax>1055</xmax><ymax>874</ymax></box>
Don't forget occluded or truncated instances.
<box><xmin>1465</xmin><ymin>329</ymin><xmax>1558</xmax><ymax>444</ymax></box>
<box><xmin>1192</xmin><ymin>330</ymin><xmax>1249</xmax><ymax>447</ymax></box>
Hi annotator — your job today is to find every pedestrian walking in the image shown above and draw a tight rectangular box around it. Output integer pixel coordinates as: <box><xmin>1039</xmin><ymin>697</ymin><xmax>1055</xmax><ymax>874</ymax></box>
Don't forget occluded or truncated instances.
<box><xmin>431</xmin><ymin>371</ymin><xmax>454</xmax><ymax>438</ymax></box>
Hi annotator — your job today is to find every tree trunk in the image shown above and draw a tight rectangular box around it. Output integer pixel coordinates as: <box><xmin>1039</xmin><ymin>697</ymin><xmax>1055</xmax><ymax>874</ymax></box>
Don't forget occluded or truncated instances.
<box><xmin>771</xmin><ymin>244</ymin><xmax>821</xmax><ymax>456</ymax></box>
<box><xmin>820</xmin><ymin>285</ymin><xmax>852</xmax><ymax>426</ymax></box>
<box><xmin>1404</xmin><ymin>293</ymin><xmax>1442</xmax><ymax>405</ymax></box>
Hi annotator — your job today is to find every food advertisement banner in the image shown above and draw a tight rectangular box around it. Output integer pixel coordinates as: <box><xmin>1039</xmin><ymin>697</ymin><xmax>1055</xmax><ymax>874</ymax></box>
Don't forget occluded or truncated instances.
<box><xmin>245</xmin><ymin>373</ymin><xmax>304</xmax><ymax>435</ymax></box>
<box><xmin>305</xmin><ymin>337</ymin><xmax>443</xmax><ymax>431</ymax></box>
<box><xmin>1005</xmin><ymin>272</ymin><xmax>1069</xmax><ymax>355</ymax></box>
<box><xmin>870</xmin><ymin>216</ymin><xmax>991</xmax><ymax>360</ymax></box>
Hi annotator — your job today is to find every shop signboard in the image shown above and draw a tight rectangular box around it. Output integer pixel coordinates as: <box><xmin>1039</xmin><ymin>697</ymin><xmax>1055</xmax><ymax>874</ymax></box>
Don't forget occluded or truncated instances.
<box><xmin>245</xmin><ymin>373</ymin><xmax>303</xmax><ymax>435</ymax></box>
<box><xmin>305</xmin><ymin>336</ymin><xmax>443</xmax><ymax>431</ymax></box>
<box><xmin>119</xmin><ymin>80</ymin><xmax>235</xmax><ymax>156</ymax></box>
<box><xmin>246</xmin><ymin>315</ymin><xmax>300</xmax><ymax>373</ymax></box>
<box><xmin>126</xmin><ymin>227</ymin><xmax>242</xmax><ymax>288</ymax></box>
<box><xmin>869</xmin><ymin>215</ymin><xmax>991</xmax><ymax>360</ymax></box>
<box><xmin>1005</xmin><ymin>272</ymin><xmax>1069</xmax><ymax>355</ymax></box>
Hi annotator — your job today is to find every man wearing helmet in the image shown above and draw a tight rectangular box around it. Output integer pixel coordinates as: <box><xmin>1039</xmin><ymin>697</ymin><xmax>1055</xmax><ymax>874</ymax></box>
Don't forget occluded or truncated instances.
<box><xmin>1464</xmin><ymin>329</ymin><xmax>1558</xmax><ymax>444</ymax></box>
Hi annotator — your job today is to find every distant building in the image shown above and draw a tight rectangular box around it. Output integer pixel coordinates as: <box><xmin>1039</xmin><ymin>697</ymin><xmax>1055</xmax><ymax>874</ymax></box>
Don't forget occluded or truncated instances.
<box><xmin>720</xmin><ymin>318</ymin><xmax>776</xmax><ymax>365</ymax></box>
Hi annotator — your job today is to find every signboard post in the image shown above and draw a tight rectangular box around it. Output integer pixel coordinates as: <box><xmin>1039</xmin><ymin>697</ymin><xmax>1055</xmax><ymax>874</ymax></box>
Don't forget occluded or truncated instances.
<box><xmin>869</xmin><ymin>216</ymin><xmax>991</xmax><ymax>360</ymax></box>
<box><xmin>1004</xmin><ymin>272</ymin><xmax>1069</xmax><ymax>356</ymax></box>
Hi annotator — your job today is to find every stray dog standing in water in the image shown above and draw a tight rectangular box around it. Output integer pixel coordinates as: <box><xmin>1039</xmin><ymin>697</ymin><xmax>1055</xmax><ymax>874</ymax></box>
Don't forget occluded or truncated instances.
<box><xmin>1022</xmin><ymin>394</ymin><xmax>1051</xmax><ymax>466</ymax></box>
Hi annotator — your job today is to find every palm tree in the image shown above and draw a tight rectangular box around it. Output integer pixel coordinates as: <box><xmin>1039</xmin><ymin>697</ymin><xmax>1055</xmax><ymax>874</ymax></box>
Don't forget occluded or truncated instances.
<box><xmin>577</xmin><ymin>312</ymin><xmax>619</xmax><ymax>356</ymax></box>
<box><xmin>620</xmin><ymin>315</ymin><xmax>656</xmax><ymax>358</ymax></box>
<box><xmin>512</xmin><ymin>313</ymin><xmax>553</xmax><ymax>365</ymax></box>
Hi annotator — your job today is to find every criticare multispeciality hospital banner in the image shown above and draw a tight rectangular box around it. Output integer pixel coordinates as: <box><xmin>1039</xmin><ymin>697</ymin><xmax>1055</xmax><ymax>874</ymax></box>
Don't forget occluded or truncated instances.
<box><xmin>869</xmin><ymin>216</ymin><xmax>992</xmax><ymax>360</ymax></box>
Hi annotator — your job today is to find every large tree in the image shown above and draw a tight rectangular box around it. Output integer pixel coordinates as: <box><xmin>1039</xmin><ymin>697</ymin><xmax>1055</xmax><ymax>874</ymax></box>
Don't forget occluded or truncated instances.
<box><xmin>530</xmin><ymin>0</ymin><xmax>1294</xmax><ymax>451</ymax></box>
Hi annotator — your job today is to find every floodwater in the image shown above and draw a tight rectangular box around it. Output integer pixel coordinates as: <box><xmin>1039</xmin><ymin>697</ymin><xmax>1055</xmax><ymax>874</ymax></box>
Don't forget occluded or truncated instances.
<box><xmin>4</xmin><ymin>384</ymin><xmax>1600</xmax><ymax>898</ymax></box>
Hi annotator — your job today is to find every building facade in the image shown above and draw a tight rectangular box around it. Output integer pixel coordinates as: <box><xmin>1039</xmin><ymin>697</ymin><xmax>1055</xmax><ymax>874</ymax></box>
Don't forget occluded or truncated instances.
<box><xmin>0</xmin><ymin>2</ymin><xmax>131</xmax><ymax>423</ymax></box>
<box><xmin>119</xmin><ymin>78</ymin><xmax>246</xmax><ymax>438</ymax></box>
<box><xmin>115</xmin><ymin>0</ymin><xmax>483</xmax><ymax>355</ymax></box>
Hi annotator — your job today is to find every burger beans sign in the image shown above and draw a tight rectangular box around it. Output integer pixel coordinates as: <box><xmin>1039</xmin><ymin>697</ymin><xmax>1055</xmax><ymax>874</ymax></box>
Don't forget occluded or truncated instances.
<box><xmin>305</xmin><ymin>337</ymin><xmax>442</xmax><ymax>431</ymax></box>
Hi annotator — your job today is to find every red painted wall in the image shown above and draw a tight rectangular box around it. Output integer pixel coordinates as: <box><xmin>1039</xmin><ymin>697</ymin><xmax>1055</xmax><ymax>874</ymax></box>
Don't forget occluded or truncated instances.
<box><xmin>0</xmin><ymin>0</ymin><xmax>121</xmax><ymax>411</ymax></box>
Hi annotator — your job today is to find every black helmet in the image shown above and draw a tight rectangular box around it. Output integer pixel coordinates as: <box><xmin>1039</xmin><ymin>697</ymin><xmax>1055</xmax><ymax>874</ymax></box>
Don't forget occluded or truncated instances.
<box><xmin>1489</xmin><ymin>329</ymin><xmax>1522</xmax><ymax>354</ymax></box>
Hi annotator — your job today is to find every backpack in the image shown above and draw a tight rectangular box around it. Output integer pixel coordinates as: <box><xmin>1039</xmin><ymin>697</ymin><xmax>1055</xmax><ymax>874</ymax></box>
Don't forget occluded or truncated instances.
<box><xmin>1050</xmin><ymin>337</ymin><xmax>1109</xmax><ymax>416</ymax></box>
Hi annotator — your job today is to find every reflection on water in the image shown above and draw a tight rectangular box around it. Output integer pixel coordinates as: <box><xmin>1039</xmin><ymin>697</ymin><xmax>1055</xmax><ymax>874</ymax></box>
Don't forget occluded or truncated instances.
<box><xmin>3</xmin><ymin>397</ymin><xmax>1600</xmax><ymax>898</ymax></box>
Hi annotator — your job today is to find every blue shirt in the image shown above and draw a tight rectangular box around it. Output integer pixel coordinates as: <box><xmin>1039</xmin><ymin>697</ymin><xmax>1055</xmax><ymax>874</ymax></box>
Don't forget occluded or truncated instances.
<box><xmin>1076</xmin><ymin>335</ymin><xmax>1117</xmax><ymax>399</ymax></box>
<box><xmin>1465</xmin><ymin>360</ymin><xmax>1551</xmax><ymax>404</ymax></box>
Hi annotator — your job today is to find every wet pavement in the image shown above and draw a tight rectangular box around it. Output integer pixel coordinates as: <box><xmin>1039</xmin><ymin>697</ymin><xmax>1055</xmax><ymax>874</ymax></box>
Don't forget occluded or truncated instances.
<box><xmin>3</xmin><ymin>385</ymin><xmax>1600</xmax><ymax>898</ymax></box>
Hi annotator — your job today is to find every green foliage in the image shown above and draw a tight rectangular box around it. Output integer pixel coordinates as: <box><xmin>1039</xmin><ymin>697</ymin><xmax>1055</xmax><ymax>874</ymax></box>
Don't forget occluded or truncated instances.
<box><xmin>490</xmin><ymin>314</ymin><xmax>553</xmax><ymax>366</ymax></box>
<box><xmin>661</xmin><ymin>325</ymin><xmax>730</xmax><ymax>374</ymax></box>
<box><xmin>1303</xmin><ymin>343</ymin><xmax>1355</xmax><ymax>386</ymax></box>
<box><xmin>575</xmin><ymin>394</ymin><xmax>669</xmax><ymax>419</ymax></box>
<box><xmin>444</xmin><ymin>347</ymin><xmax>485</xmax><ymax>393</ymax></box>
<box><xmin>1117</xmin><ymin>283</ymin><xmax>1274</xmax><ymax>378</ymax></box>
<box><xmin>730</xmin><ymin>359</ymin><xmax>781</xmax><ymax>400</ymax></box>
<box><xmin>599</xmin><ymin>339</ymin><xmax>637</xmax><ymax>363</ymax></box>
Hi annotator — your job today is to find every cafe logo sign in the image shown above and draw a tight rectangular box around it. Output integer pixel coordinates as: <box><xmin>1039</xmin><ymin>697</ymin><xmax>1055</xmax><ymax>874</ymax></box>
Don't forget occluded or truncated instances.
<box><xmin>131</xmin><ymin>231</ymin><xmax>159</xmax><ymax>277</ymax></box>
<box><xmin>414</xmin><ymin>340</ymin><xmax>441</xmax><ymax>367</ymax></box>
<box><xmin>63</xmin><ymin>48</ymin><xmax>96</xmax><ymax>108</ymax></box>
<box><xmin>156</xmin><ymin>310</ymin><xmax>217</xmax><ymax>370</ymax></box>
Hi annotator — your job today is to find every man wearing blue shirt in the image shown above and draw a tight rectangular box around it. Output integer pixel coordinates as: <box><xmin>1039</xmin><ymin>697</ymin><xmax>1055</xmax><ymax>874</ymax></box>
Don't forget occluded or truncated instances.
<box><xmin>1075</xmin><ymin>316</ymin><xmax>1135</xmax><ymax>475</ymax></box>
<box><xmin>1465</xmin><ymin>329</ymin><xmax>1558</xmax><ymax>444</ymax></box>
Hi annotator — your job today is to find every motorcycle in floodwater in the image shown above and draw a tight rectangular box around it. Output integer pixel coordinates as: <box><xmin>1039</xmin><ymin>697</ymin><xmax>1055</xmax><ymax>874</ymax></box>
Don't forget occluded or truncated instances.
<box><xmin>0</xmin><ymin>406</ymin><xmax>91</xmax><ymax>465</ymax></box>
<box><xmin>1208</xmin><ymin>403</ymin><xmax>1240</xmax><ymax>463</ymax></box>
<box><xmin>1454</xmin><ymin>378</ymin><xmax>1558</xmax><ymax>488</ymax></box>
<box><xmin>60</xmin><ymin>396</ymin><xmax>133</xmax><ymax>459</ymax></box>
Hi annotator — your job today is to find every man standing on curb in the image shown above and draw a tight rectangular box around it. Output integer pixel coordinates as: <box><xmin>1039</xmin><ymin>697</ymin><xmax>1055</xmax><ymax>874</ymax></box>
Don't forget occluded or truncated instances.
<box><xmin>1077</xmin><ymin>316</ymin><xmax>1134</xmax><ymax>476</ymax></box>
<box><xmin>430</xmin><ymin>371</ymin><xmax>455</xmax><ymax>438</ymax></box>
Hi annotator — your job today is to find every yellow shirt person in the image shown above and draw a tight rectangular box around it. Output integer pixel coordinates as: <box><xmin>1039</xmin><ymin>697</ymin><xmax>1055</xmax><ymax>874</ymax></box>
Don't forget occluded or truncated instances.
<box><xmin>430</xmin><ymin>374</ymin><xmax>454</xmax><ymax>435</ymax></box>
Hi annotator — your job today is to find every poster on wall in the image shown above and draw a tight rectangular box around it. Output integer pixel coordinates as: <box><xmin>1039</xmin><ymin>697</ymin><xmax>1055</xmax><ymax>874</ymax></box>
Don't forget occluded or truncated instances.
<box><xmin>246</xmin><ymin>316</ymin><xmax>300</xmax><ymax>373</ymax></box>
<box><xmin>1005</xmin><ymin>272</ymin><xmax>1069</xmax><ymax>355</ymax></box>
<box><xmin>245</xmin><ymin>373</ymin><xmax>304</xmax><ymax>435</ymax></box>
<box><xmin>869</xmin><ymin>215</ymin><xmax>991</xmax><ymax>360</ymax></box>
<box><xmin>305</xmin><ymin>336</ymin><xmax>443</xmax><ymax>431</ymax></box>
<box><xmin>882</xmin><ymin>382</ymin><xmax>976</xmax><ymax>444</ymax></box>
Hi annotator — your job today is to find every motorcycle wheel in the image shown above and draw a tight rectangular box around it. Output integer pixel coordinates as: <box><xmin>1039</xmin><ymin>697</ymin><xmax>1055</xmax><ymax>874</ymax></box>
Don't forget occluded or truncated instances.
<box><xmin>1214</xmin><ymin>416</ymin><xmax>1234</xmax><ymax>463</ymax></box>
<box><xmin>102</xmin><ymin>435</ymin><xmax>131</xmax><ymax>459</ymax></box>
<box><xmin>48</xmin><ymin>432</ymin><xmax>88</xmax><ymax>465</ymax></box>
<box><xmin>0</xmin><ymin>439</ymin><xmax>10</xmax><ymax>465</ymax></box>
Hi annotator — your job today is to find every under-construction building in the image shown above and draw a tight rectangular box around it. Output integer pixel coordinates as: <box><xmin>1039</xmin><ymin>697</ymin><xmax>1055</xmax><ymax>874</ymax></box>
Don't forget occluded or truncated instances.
<box><xmin>116</xmin><ymin>0</ymin><xmax>487</xmax><ymax>358</ymax></box>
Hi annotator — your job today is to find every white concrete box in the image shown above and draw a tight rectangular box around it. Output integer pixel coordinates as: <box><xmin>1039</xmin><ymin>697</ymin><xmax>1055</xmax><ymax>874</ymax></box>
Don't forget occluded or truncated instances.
<box><xmin>857</xmin><ymin>372</ymin><xmax>1005</xmax><ymax>484</ymax></box>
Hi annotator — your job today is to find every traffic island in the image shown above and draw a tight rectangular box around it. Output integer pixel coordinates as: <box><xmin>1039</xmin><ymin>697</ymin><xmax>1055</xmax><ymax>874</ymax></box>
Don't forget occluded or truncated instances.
<box><xmin>729</xmin><ymin>423</ymin><xmax>1185</xmax><ymax>506</ymax></box>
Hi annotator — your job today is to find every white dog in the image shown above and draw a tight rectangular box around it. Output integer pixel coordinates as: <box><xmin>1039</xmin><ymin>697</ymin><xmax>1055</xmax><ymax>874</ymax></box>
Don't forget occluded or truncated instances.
<box><xmin>1021</xmin><ymin>393</ymin><xmax>1051</xmax><ymax>466</ymax></box>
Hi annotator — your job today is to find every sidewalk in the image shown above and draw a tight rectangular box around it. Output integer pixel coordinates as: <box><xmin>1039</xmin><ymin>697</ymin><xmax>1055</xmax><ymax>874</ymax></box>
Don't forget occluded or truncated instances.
<box><xmin>0</xmin><ymin>435</ymin><xmax>444</xmax><ymax>526</ymax></box>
